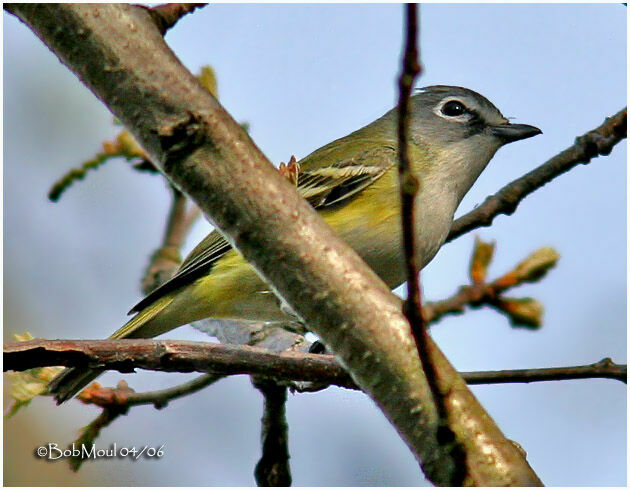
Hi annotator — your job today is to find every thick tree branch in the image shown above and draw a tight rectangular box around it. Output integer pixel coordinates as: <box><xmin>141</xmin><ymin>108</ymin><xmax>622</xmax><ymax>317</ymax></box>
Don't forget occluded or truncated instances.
<box><xmin>4</xmin><ymin>339</ymin><xmax>357</xmax><ymax>388</ymax></box>
<box><xmin>5</xmin><ymin>340</ymin><xmax>625</xmax><ymax>386</ymax></box>
<box><xmin>6</xmin><ymin>4</ymin><xmax>540</xmax><ymax>485</ymax></box>
<box><xmin>448</xmin><ymin>108</ymin><xmax>627</xmax><ymax>242</ymax></box>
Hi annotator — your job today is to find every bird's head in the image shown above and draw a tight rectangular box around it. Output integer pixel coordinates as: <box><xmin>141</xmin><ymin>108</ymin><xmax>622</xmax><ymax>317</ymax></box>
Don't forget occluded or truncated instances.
<box><xmin>410</xmin><ymin>85</ymin><xmax>541</xmax><ymax>149</ymax></box>
<box><xmin>405</xmin><ymin>85</ymin><xmax>541</xmax><ymax>199</ymax></box>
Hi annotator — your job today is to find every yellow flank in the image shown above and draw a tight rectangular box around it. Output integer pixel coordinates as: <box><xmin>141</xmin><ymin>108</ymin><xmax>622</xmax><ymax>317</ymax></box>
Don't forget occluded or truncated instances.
<box><xmin>113</xmin><ymin>138</ymin><xmax>433</xmax><ymax>338</ymax></box>
<box><xmin>190</xmin><ymin>167</ymin><xmax>404</xmax><ymax>323</ymax></box>
<box><xmin>188</xmin><ymin>249</ymin><xmax>284</xmax><ymax>321</ymax></box>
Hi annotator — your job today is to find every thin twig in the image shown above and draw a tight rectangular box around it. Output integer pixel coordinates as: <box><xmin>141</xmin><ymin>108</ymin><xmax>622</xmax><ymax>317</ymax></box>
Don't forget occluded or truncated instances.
<box><xmin>78</xmin><ymin>373</ymin><xmax>224</xmax><ymax>409</ymax></box>
<box><xmin>67</xmin><ymin>374</ymin><xmax>220</xmax><ymax>472</ymax></box>
<box><xmin>147</xmin><ymin>3</ymin><xmax>207</xmax><ymax>35</ymax></box>
<box><xmin>141</xmin><ymin>186</ymin><xmax>204</xmax><ymax>295</ymax></box>
<box><xmin>463</xmin><ymin>358</ymin><xmax>626</xmax><ymax>385</ymax></box>
<box><xmin>162</xmin><ymin>187</ymin><xmax>191</xmax><ymax>249</ymax></box>
<box><xmin>397</xmin><ymin>6</ymin><xmax>465</xmax><ymax>485</ymax></box>
<box><xmin>397</xmin><ymin>4</ymin><xmax>425</xmax><ymax>357</ymax></box>
<box><xmin>69</xmin><ymin>405</ymin><xmax>128</xmax><ymax>471</ymax></box>
<box><xmin>252</xmin><ymin>378</ymin><xmax>292</xmax><ymax>486</ymax></box>
<box><xmin>141</xmin><ymin>187</ymin><xmax>189</xmax><ymax>294</ymax></box>
<box><xmin>48</xmin><ymin>153</ymin><xmax>113</xmax><ymax>202</ymax></box>
<box><xmin>295</xmin><ymin>358</ymin><xmax>627</xmax><ymax>391</ymax></box>
<box><xmin>182</xmin><ymin>203</ymin><xmax>202</xmax><ymax>234</ymax></box>
<box><xmin>448</xmin><ymin>108</ymin><xmax>627</xmax><ymax>242</ymax></box>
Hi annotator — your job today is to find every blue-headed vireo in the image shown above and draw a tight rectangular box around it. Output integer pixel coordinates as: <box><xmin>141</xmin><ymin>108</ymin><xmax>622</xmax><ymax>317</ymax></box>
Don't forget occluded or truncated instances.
<box><xmin>49</xmin><ymin>86</ymin><xmax>541</xmax><ymax>402</ymax></box>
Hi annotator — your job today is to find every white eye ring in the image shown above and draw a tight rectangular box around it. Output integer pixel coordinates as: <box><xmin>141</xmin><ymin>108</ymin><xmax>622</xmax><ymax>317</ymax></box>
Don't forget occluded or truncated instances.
<box><xmin>434</xmin><ymin>97</ymin><xmax>471</xmax><ymax>122</ymax></box>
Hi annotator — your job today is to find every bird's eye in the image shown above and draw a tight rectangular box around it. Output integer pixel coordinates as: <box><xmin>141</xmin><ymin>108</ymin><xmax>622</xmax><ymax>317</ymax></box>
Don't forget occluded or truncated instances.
<box><xmin>441</xmin><ymin>100</ymin><xmax>467</xmax><ymax>117</ymax></box>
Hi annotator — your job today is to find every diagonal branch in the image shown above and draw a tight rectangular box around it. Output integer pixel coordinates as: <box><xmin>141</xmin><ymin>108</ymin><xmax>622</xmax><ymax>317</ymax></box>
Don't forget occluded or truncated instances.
<box><xmin>448</xmin><ymin>108</ymin><xmax>627</xmax><ymax>242</ymax></box>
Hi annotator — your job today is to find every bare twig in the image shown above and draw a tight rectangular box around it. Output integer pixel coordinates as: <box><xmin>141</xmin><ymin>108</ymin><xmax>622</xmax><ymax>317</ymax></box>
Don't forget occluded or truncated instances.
<box><xmin>140</xmin><ymin>185</ymin><xmax>205</xmax><ymax>296</ymax></box>
<box><xmin>424</xmin><ymin>282</ymin><xmax>503</xmax><ymax>324</ymax></box>
<box><xmin>48</xmin><ymin>153</ymin><xmax>113</xmax><ymax>202</ymax></box>
<box><xmin>463</xmin><ymin>358</ymin><xmax>626</xmax><ymax>385</ymax></box>
<box><xmin>162</xmin><ymin>188</ymin><xmax>191</xmax><ymax>251</ymax></box>
<box><xmin>182</xmin><ymin>203</ymin><xmax>202</xmax><ymax>234</ymax></box>
<box><xmin>146</xmin><ymin>3</ymin><xmax>207</xmax><ymax>35</ymax></box>
<box><xmin>48</xmin><ymin>130</ymin><xmax>151</xmax><ymax>202</ymax></box>
<box><xmin>296</xmin><ymin>359</ymin><xmax>627</xmax><ymax>391</ymax></box>
<box><xmin>66</xmin><ymin>375</ymin><xmax>220</xmax><ymax>471</ymax></box>
<box><xmin>77</xmin><ymin>374</ymin><xmax>223</xmax><ymax>409</ymax></box>
<box><xmin>397</xmin><ymin>5</ymin><xmax>465</xmax><ymax>486</ymax></box>
<box><xmin>295</xmin><ymin>358</ymin><xmax>627</xmax><ymax>390</ymax></box>
<box><xmin>397</xmin><ymin>4</ymin><xmax>426</xmax><ymax>358</ymax></box>
<box><xmin>5</xmin><ymin>340</ymin><xmax>625</xmax><ymax>387</ymax></box>
<box><xmin>141</xmin><ymin>187</ymin><xmax>187</xmax><ymax>294</ymax></box>
<box><xmin>448</xmin><ymin>108</ymin><xmax>627</xmax><ymax>242</ymax></box>
<box><xmin>252</xmin><ymin>379</ymin><xmax>292</xmax><ymax>487</ymax></box>
<box><xmin>69</xmin><ymin>405</ymin><xmax>128</xmax><ymax>471</ymax></box>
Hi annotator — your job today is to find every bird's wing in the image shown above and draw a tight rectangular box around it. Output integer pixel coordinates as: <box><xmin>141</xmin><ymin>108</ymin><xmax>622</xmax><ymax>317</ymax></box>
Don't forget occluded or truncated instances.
<box><xmin>128</xmin><ymin>231</ymin><xmax>231</xmax><ymax>314</ymax></box>
<box><xmin>129</xmin><ymin>139</ymin><xmax>397</xmax><ymax>314</ymax></box>
<box><xmin>298</xmin><ymin>142</ymin><xmax>397</xmax><ymax>208</ymax></box>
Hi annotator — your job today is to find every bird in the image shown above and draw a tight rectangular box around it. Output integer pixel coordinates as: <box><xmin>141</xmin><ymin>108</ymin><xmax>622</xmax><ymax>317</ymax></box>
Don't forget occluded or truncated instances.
<box><xmin>49</xmin><ymin>85</ymin><xmax>541</xmax><ymax>403</ymax></box>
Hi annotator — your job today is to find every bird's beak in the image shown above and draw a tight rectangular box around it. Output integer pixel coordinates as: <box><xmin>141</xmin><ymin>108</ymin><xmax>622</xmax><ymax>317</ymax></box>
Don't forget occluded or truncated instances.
<box><xmin>491</xmin><ymin>123</ymin><xmax>542</xmax><ymax>144</ymax></box>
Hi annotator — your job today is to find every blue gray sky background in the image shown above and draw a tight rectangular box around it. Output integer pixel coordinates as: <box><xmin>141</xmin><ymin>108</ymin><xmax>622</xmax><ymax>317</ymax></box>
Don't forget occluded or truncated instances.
<box><xmin>4</xmin><ymin>4</ymin><xmax>626</xmax><ymax>486</ymax></box>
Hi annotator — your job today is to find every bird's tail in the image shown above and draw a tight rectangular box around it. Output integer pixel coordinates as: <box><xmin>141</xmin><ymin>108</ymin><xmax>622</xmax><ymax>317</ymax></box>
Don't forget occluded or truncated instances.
<box><xmin>47</xmin><ymin>367</ymin><xmax>104</xmax><ymax>404</ymax></box>
<box><xmin>48</xmin><ymin>296</ymin><xmax>173</xmax><ymax>404</ymax></box>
